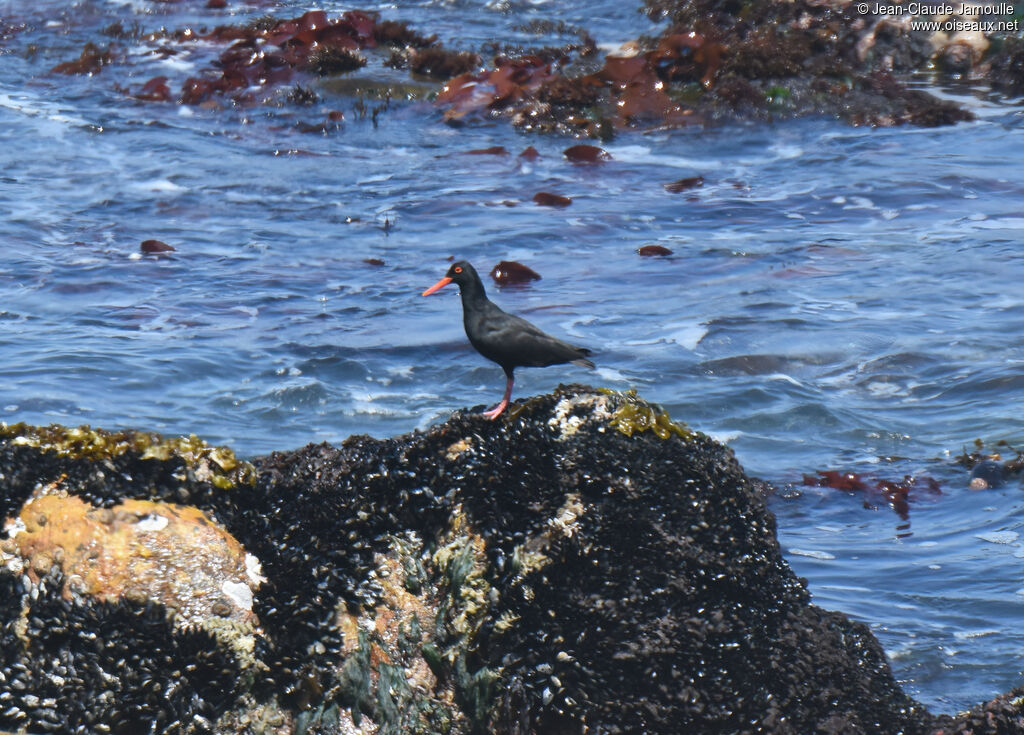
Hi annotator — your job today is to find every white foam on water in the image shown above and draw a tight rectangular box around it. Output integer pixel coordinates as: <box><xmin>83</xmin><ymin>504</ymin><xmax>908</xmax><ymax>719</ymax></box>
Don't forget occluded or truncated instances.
<box><xmin>664</xmin><ymin>322</ymin><xmax>707</xmax><ymax>350</ymax></box>
<box><xmin>602</xmin><ymin>143</ymin><xmax>714</xmax><ymax>170</ymax></box>
<box><xmin>788</xmin><ymin>548</ymin><xmax>836</xmax><ymax>560</ymax></box>
<box><xmin>976</xmin><ymin>531</ymin><xmax>1019</xmax><ymax>545</ymax></box>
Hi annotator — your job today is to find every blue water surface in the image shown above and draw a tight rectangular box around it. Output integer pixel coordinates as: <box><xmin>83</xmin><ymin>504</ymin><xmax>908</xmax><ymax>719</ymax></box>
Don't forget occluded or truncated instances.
<box><xmin>1</xmin><ymin>0</ymin><xmax>1023</xmax><ymax>714</ymax></box>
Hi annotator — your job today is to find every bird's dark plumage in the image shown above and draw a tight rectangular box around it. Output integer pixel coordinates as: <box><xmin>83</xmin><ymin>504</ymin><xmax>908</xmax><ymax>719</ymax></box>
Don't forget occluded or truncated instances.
<box><xmin>422</xmin><ymin>260</ymin><xmax>594</xmax><ymax>418</ymax></box>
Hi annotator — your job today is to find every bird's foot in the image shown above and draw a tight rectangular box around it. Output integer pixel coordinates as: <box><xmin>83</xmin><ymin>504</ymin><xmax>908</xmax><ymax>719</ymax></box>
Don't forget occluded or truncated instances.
<box><xmin>482</xmin><ymin>377</ymin><xmax>513</xmax><ymax>420</ymax></box>
<box><xmin>482</xmin><ymin>400</ymin><xmax>508</xmax><ymax>420</ymax></box>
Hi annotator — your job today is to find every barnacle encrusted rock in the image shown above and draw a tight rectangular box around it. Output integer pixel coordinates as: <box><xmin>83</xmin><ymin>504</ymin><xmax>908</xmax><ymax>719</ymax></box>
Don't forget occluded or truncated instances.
<box><xmin>1</xmin><ymin>385</ymin><xmax>1022</xmax><ymax>733</ymax></box>
<box><xmin>3</xmin><ymin>494</ymin><xmax>261</xmax><ymax>628</ymax></box>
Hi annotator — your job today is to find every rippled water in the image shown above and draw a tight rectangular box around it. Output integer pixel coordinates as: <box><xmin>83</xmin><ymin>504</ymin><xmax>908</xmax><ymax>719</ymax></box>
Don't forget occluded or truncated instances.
<box><xmin>2</xmin><ymin>0</ymin><xmax>1024</xmax><ymax>714</ymax></box>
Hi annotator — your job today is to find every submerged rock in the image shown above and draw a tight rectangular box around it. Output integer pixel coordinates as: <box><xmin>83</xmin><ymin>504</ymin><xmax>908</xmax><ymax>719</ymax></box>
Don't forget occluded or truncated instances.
<box><xmin>0</xmin><ymin>386</ymin><xmax>1019</xmax><ymax>733</ymax></box>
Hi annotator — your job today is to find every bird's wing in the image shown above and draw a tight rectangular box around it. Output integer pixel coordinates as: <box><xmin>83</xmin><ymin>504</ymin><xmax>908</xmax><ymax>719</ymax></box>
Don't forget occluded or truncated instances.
<box><xmin>474</xmin><ymin>306</ymin><xmax>589</xmax><ymax>367</ymax></box>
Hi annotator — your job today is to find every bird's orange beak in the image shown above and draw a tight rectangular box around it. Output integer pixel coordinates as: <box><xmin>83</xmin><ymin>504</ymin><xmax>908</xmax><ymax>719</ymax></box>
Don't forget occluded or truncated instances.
<box><xmin>422</xmin><ymin>276</ymin><xmax>452</xmax><ymax>296</ymax></box>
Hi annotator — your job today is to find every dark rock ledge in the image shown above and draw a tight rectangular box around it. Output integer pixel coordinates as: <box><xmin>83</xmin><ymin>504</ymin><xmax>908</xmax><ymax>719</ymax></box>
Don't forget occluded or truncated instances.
<box><xmin>0</xmin><ymin>385</ymin><xmax>1021</xmax><ymax>734</ymax></box>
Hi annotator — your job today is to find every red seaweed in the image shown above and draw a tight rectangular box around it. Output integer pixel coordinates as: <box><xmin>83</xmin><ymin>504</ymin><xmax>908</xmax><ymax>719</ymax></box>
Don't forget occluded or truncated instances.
<box><xmin>804</xmin><ymin>471</ymin><xmax>866</xmax><ymax>492</ymax></box>
<box><xmin>563</xmin><ymin>144</ymin><xmax>610</xmax><ymax>164</ymax></box>
<box><xmin>638</xmin><ymin>245</ymin><xmax>673</xmax><ymax>257</ymax></box>
<box><xmin>490</xmin><ymin>261</ymin><xmax>541</xmax><ymax>286</ymax></box>
<box><xmin>140</xmin><ymin>240</ymin><xmax>176</xmax><ymax>254</ymax></box>
<box><xmin>532</xmin><ymin>192</ymin><xmax>572</xmax><ymax>208</ymax></box>
<box><xmin>159</xmin><ymin>10</ymin><xmax>400</xmax><ymax>105</ymax></box>
<box><xmin>518</xmin><ymin>146</ymin><xmax>540</xmax><ymax>161</ymax></box>
<box><xmin>585</xmin><ymin>52</ymin><xmax>694</xmax><ymax>127</ymax></box>
<box><xmin>52</xmin><ymin>43</ymin><xmax>113</xmax><ymax>75</ymax></box>
<box><xmin>803</xmin><ymin>470</ymin><xmax>941</xmax><ymax>520</ymax></box>
<box><xmin>665</xmin><ymin>176</ymin><xmax>704</xmax><ymax>193</ymax></box>
<box><xmin>38</xmin><ymin>0</ymin><xmax>977</xmax><ymax>133</ymax></box>
<box><xmin>467</xmin><ymin>146</ymin><xmax>508</xmax><ymax>155</ymax></box>
<box><xmin>429</xmin><ymin>25</ymin><xmax>727</xmax><ymax>131</ymax></box>
<box><xmin>134</xmin><ymin>76</ymin><xmax>172</xmax><ymax>102</ymax></box>
<box><xmin>437</xmin><ymin>57</ymin><xmax>555</xmax><ymax>121</ymax></box>
<box><xmin>649</xmin><ymin>32</ymin><xmax>723</xmax><ymax>88</ymax></box>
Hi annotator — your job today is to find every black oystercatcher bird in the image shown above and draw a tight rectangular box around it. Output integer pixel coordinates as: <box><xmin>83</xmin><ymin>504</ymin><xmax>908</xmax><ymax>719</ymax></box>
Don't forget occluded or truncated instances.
<box><xmin>422</xmin><ymin>260</ymin><xmax>595</xmax><ymax>419</ymax></box>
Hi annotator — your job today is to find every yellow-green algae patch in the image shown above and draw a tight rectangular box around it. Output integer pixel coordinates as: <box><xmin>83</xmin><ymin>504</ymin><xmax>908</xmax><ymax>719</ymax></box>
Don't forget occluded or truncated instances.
<box><xmin>599</xmin><ymin>388</ymin><xmax>694</xmax><ymax>440</ymax></box>
<box><xmin>0</xmin><ymin>422</ymin><xmax>255</xmax><ymax>488</ymax></box>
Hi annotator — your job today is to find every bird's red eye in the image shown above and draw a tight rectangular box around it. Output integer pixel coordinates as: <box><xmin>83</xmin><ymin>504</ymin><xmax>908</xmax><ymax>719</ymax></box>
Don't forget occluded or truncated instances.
<box><xmin>454</xmin><ymin>266</ymin><xmax>463</xmax><ymax>273</ymax></box>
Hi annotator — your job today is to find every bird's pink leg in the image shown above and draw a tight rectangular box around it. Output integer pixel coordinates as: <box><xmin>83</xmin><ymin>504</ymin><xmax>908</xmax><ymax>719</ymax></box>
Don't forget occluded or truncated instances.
<box><xmin>482</xmin><ymin>376</ymin><xmax>514</xmax><ymax>420</ymax></box>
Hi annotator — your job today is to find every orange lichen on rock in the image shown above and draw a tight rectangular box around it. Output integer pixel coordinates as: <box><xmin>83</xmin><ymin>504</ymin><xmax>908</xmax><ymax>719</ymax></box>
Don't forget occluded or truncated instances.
<box><xmin>2</xmin><ymin>494</ymin><xmax>261</xmax><ymax>629</ymax></box>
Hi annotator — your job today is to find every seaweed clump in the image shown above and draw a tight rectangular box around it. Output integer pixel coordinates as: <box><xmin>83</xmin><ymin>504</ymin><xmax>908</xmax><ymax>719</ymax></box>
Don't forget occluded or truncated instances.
<box><xmin>409</xmin><ymin>48</ymin><xmax>481</xmax><ymax>79</ymax></box>
<box><xmin>802</xmin><ymin>469</ymin><xmax>942</xmax><ymax>519</ymax></box>
<box><xmin>431</xmin><ymin>0</ymin><xmax>975</xmax><ymax>133</ymax></box>
<box><xmin>51</xmin><ymin>42</ymin><xmax>114</xmax><ymax>75</ymax></box>
<box><xmin>956</xmin><ymin>437</ymin><xmax>1024</xmax><ymax>490</ymax></box>
<box><xmin>40</xmin><ymin>1</ymin><xmax>986</xmax><ymax>134</ymax></box>
<box><xmin>305</xmin><ymin>47</ymin><xmax>367</xmax><ymax>76</ymax></box>
<box><xmin>373</xmin><ymin>20</ymin><xmax>437</xmax><ymax>50</ymax></box>
<box><xmin>600</xmin><ymin>387</ymin><xmax>694</xmax><ymax>440</ymax></box>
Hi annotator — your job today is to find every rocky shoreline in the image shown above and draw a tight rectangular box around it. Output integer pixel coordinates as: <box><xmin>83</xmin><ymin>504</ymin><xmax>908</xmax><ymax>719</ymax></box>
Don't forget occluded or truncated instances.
<box><xmin>11</xmin><ymin>0</ymin><xmax>1021</xmax><ymax>134</ymax></box>
<box><xmin>1</xmin><ymin>386</ymin><xmax>1021</xmax><ymax>733</ymax></box>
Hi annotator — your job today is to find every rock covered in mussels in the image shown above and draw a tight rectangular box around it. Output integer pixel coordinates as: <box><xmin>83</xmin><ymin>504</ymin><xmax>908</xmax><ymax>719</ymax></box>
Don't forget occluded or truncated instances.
<box><xmin>1</xmin><ymin>388</ymin><xmax>1021</xmax><ymax>733</ymax></box>
<box><xmin>0</xmin><ymin>425</ymin><xmax>266</xmax><ymax>734</ymax></box>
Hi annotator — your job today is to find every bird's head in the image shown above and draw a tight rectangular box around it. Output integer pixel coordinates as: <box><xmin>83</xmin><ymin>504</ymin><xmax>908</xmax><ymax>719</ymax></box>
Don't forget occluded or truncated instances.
<box><xmin>422</xmin><ymin>260</ymin><xmax>476</xmax><ymax>296</ymax></box>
